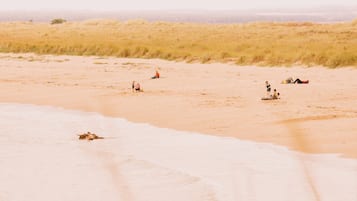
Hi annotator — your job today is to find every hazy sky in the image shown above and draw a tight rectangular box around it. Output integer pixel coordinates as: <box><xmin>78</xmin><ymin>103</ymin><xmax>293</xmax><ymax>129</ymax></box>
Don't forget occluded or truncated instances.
<box><xmin>1</xmin><ymin>0</ymin><xmax>356</xmax><ymax>10</ymax></box>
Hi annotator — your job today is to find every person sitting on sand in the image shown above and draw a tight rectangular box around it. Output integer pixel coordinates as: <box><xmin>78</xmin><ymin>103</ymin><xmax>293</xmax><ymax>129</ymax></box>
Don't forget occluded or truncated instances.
<box><xmin>134</xmin><ymin>82</ymin><xmax>142</xmax><ymax>92</ymax></box>
<box><xmin>271</xmin><ymin>89</ymin><xmax>280</xmax><ymax>99</ymax></box>
<box><xmin>132</xmin><ymin>80</ymin><xmax>136</xmax><ymax>92</ymax></box>
<box><xmin>151</xmin><ymin>70</ymin><xmax>160</xmax><ymax>79</ymax></box>
<box><xmin>265</xmin><ymin>81</ymin><xmax>271</xmax><ymax>96</ymax></box>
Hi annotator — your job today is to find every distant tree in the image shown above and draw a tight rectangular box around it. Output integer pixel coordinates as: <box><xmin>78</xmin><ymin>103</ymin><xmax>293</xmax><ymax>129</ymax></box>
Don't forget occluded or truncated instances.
<box><xmin>51</xmin><ymin>18</ymin><xmax>66</xmax><ymax>25</ymax></box>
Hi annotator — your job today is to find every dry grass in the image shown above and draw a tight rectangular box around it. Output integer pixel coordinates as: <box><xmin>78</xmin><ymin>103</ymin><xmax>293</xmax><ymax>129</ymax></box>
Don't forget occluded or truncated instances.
<box><xmin>0</xmin><ymin>19</ymin><xmax>356</xmax><ymax>67</ymax></box>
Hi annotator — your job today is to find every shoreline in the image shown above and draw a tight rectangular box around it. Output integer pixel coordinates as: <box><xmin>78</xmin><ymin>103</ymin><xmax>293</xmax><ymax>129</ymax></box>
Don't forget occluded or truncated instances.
<box><xmin>1</xmin><ymin>103</ymin><xmax>356</xmax><ymax>201</ymax></box>
<box><xmin>1</xmin><ymin>53</ymin><xmax>356</xmax><ymax>158</ymax></box>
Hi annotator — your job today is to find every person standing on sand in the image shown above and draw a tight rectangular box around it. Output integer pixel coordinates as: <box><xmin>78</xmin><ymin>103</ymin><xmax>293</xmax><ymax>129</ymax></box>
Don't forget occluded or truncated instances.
<box><xmin>265</xmin><ymin>81</ymin><xmax>271</xmax><ymax>97</ymax></box>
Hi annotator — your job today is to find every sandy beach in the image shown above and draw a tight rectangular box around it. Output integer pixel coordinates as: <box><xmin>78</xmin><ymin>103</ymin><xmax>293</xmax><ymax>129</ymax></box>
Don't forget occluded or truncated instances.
<box><xmin>0</xmin><ymin>53</ymin><xmax>356</xmax><ymax>158</ymax></box>
<box><xmin>1</xmin><ymin>53</ymin><xmax>357</xmax><ymax>200</ymax></box>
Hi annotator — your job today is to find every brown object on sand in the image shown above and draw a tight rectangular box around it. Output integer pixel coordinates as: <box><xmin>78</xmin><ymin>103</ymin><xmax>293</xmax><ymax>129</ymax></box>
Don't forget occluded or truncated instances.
<box><xmin>78</xmin><ymin>132</ymin><xmax>104</xmax><ymax>141</ymax></box>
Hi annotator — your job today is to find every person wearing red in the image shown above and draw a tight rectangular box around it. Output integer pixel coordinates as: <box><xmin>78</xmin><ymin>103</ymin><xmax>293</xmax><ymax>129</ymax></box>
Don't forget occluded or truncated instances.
<box><xmin>152</xmin><ymin>70</ymin><xmax>160</xmax><ymax>79</ymax></box>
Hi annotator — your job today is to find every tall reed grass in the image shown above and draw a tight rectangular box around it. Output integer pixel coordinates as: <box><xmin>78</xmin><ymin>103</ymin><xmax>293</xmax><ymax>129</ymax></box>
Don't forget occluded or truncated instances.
<box><xmin>0</xmin><ymin>19</ymin><xmax>356</xmax><ymax>67</ymax></box>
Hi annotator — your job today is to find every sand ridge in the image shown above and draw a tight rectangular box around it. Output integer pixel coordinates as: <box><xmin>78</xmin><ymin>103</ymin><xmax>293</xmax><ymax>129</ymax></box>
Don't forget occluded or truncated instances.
<box><xmin>0</xmin><ymin>53</ymin><xmax>356</xmax><ymax>158</ymax></box>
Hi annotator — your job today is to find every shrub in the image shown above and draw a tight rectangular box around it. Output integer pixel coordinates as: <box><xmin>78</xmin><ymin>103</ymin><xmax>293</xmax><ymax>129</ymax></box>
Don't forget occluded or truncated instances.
<box><xmin>51</xmin><ymin>18</ymin><xmax>67</xmax><ymax>25</ymax></box>
<box><xmin>352</xmin><ymin>18</ymin><xmax>357</xmax><ymax>26</ymax></box>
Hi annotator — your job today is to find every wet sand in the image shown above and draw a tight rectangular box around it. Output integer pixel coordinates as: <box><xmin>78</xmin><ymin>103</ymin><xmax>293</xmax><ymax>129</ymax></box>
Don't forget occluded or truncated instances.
<box><xmin>1</xmin><ymin>104</ymin><xmax>356</xmax><ymax>201</ymax></box>
<box><xmin>0</xmin><ymin>53</ymin><xmax>356</xmax><ymax>158</ymax></box>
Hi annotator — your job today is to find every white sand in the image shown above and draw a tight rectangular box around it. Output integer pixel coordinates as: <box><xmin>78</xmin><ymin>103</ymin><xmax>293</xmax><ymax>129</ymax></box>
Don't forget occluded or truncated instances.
<box><xmin>1</xmin><ymin>103</ymin><xmax>356</xmax><ymax>201</ymax></box>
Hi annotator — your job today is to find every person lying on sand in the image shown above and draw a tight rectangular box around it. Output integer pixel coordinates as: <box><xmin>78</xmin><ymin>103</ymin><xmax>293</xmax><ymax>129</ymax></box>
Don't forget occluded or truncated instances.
<box><xmin>78</xmin><ymin>132</ymin><xmax>104</xmax><ymax>141</ymax></box>
<box><xmin>281</xmin><ymin>77</ymin><xmax>309</xmax><ymax>84</ymax></box>
<box><xmin>293</xmin><ymin>78</ymin><xmax>309</xmax><ymax>84</ymax></box>
<box><xmin>281</xmin><ymin>77</ymin><xmax>294</xmax><ymax>84</ymax></box>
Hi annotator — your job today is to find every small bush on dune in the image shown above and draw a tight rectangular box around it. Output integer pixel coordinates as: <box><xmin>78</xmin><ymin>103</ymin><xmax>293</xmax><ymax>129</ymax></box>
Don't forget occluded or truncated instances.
<box><xmin>201</xmin><ymin>55</ymin><xmax>212</xmax><ymax>63</ymax></box>
<box><xmin>220</xmin><ymin>52</ymin><xmax>230</xmax><ymax>59</ymax></box>
<box><xmin>133</xmin><ymin>46</ymin><xmax>149</xmax><ymax>56</ymax></box>
<box><xmin>120</xmin><ymin>48</ymin><xmax>131</xmax><ymax>57</ymax></box>
<box><xmin>352</xmin><ymin>18</ymin><xmax>357</xmax><ymax>26</ymax></box>
<box><xmin>326</xmin><ymin>53</ymin><xmax>357</xmax><ymax>68</ymax></box>
<box><xmin>284</xmin><ymin>22</ymin><xmax>314</xmax><ymax>27</ymax></box>
<box><xmin>51</xmin><ymin>18</ymin><xmax>66</xmax><ymax>25</ymax></box>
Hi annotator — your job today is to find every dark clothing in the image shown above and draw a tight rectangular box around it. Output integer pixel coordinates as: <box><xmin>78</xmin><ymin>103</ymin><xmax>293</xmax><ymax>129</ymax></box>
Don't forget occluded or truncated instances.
<box><xmin>294</xmin><ymin>78</ymin><xmax>303</xmax><ymax>84</ymax></box>
<box><xmin>266</xmin><ymin>84</ymin><xmax>271</xmax><ymax>92</ymax></box>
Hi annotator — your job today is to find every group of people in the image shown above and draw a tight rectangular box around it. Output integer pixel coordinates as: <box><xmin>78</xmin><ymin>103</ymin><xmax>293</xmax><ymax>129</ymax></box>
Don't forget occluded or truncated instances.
<box><xmin>132</xmin><ymin>69</ymin><xmax>160</xmax><ymax>92</ymax></box>
<box><xmin>264</xmin><ymin>76</ymin><xmax>310</xmax><ymax>100</ymax></box>
<box><xmin>281</xmin><ymin>77</ymin><xmax>309</xmax><ymax>84</ymax></box>
<box><xmin>265</xmin><ymin>81</ymin><xmax>280</xmax><ymax>100</ymax></box>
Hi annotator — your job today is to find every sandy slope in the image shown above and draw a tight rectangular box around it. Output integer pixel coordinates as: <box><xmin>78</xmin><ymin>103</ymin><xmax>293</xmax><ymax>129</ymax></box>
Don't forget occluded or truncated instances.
<box><xmin>0</xmin><ymin>53</ymin><xmax>356</xmax><ymax>158</ymax></box>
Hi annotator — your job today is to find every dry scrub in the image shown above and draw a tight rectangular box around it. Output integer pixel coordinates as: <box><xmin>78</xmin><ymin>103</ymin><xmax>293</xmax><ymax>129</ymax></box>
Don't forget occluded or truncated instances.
<box><xmin>0</xmin><ymin>19</ymin><xmax>356</xmax><ymax>67</ymax></box>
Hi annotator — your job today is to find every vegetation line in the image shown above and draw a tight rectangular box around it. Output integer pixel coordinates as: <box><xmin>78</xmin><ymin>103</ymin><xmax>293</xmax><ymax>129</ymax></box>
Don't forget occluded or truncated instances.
<box><xmin>0</xmin><ymin>19</ymin><xmax>356</xmax><ymax>67</ymax></box>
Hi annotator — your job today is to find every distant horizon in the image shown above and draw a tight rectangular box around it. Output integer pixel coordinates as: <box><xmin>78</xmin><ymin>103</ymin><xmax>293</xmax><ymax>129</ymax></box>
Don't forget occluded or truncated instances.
<box><xmin>0</xmin><ymin>7</ymin><xmax>356</xmax><ymax>23</ymax></box>
<box><xmin>1</xmin><ymin>0</ymin><xmax>357</xmax><ymax>11</ymax></box>
<box><xmin>1</xmin><ymin>4</ymin><xmax>357</xmax><ymax>11</ymax></box>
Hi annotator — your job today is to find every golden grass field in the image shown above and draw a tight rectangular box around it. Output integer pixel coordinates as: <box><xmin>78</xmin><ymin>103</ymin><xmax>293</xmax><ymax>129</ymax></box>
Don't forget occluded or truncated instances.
<box><xmin>0</xmin><ymin>19</ymin><xmax>356</xmax><ymax>67</ymax></box>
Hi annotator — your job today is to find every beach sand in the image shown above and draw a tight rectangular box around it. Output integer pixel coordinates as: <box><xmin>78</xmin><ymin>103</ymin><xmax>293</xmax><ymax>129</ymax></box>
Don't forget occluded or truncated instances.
<box><xmin>0</xmin><ymin>53</ymin><xmax>356</xmax><ymax>158</ymax></box>
<box><xmin>1</xmin><ymin>53</ymin><xmax>357</xmax><ymax>201</ymax></box>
